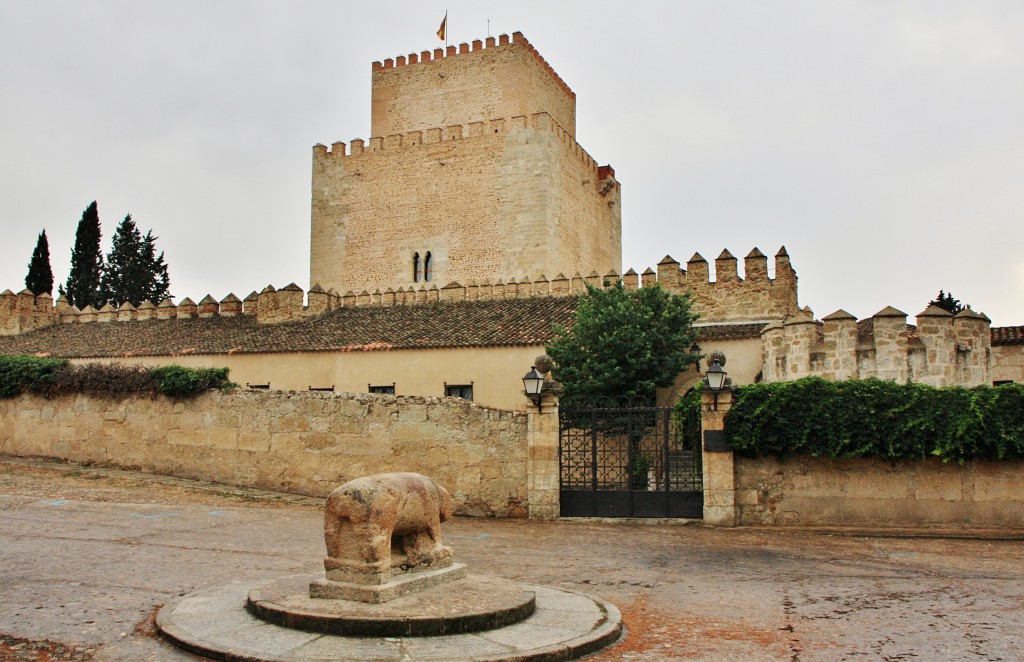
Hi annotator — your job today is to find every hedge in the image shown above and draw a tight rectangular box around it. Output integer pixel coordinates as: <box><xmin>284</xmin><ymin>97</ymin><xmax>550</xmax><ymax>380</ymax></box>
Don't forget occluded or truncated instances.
<box><xmin>0</xmin><ymin>354</ymin><xmax>234</xmax><ymax>399</ymax></box>
<box><xmin>723</xmin><ymin>377</ymin><xmax>1024</xmax><ymax>463</ymax></box>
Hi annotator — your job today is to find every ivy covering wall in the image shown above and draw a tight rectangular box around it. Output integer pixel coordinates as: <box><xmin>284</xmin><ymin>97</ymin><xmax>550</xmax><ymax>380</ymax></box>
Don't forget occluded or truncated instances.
<box><xmin>0</xmin><ymin>354</ymin><xmax>233</xmax><ymax>399</ymax></box>
<box><xmin>723</xmin><ymin>377</ymin><xmax>1024</xmax><ymax>463</ymax></box>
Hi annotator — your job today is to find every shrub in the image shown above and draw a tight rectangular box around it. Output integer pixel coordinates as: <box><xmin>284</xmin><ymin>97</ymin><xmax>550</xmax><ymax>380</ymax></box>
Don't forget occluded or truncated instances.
<box><xmin>151</xmin><ymin>365</ymin><xmax>233</xmax><ymax>398</ymax></box>
<box><xmin>724</xmin><ymin>377</ymin><xmax>1024</xmax><ymax>463</ymax></box>
<box><xmin>36</xmin><ymin>363</ymin><xmax>158</xmax><ymax>398</ymax></box>
<box><xmin>0</xmin><ymin>354</ymin><xmax>234</xmax><ymax>399</ymax></box>
<box><xmin>0</xmin><ymin>354</ymin><xmax>67</xmax><ymax>398</ymax></box>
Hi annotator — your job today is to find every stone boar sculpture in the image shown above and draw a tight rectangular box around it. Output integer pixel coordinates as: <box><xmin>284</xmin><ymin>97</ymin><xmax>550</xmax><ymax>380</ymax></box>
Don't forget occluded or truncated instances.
<box><xmin>323</xmin><ymin>472</ymin><xmax>454</xmax><ymax>585</ymax></box>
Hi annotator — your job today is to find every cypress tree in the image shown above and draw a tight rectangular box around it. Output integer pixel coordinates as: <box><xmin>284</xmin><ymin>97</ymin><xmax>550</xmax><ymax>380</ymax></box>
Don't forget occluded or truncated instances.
<box><xmin>24</xmin><ymin>230</ymin><xmax>54</xmax><ymax>296</ymax></box>
<box><xmin>61</xmin><ymin>201</ymin><xmax>104</xmax><ymax>309</ymax></box>
<box><xmin>929</xmin><ymin>290</ymin><xmax>965</xmax><ymax>315</ymax></box>
<box><xmin>141</xmin><ymin>230</ymin><xmax>171</xmax><ymax>305</ymax></box>
<box><xmin>100</xmin><ymin>215</ymin><xmax>172</xmax><ymax>307</ymax></box>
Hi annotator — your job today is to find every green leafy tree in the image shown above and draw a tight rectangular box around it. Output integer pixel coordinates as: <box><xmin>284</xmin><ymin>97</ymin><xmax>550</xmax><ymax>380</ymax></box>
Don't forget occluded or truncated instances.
<box><xmin>547</xmin><ymin>282</ymin><xmax>700</xmax><ymax>405</ymax></box>
<box><xmin>24</xmin><ymin>230</ymin><xmax>54</xmax><ymax>296</ymax></box>
<box><xmin>929</xmin><ymin>290</ymin><xmax>966</xmax><ymax>315</ymax></box>
<box><xmin>100</xmin><ymin>215</ymin><xmax>171</xmax><ymax>307</ymax></box>
<box><xmin>60</xmin><ymin>201</ymin><xmax>104</xmax><ymax>309</ymax></box>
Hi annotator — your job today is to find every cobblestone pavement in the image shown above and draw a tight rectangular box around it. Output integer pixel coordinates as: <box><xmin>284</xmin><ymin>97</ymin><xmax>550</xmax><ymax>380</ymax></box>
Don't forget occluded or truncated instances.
<box><xmin>1</xmin><ymin>457</ymin><xmax>1022</xmax><ymax>661</ymax></box>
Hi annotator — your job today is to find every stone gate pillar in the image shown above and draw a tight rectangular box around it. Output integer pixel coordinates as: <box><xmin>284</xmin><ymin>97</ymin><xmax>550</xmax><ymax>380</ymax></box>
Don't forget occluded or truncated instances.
<box><xmin>701</xmin><ymin>389</ymin><xmax>736</xmax><ymax>526</ymax></box>
<box><xmin>526</xmin><ymin>392</ymin><xmax>560</xmax><ymax>521</ymax></box>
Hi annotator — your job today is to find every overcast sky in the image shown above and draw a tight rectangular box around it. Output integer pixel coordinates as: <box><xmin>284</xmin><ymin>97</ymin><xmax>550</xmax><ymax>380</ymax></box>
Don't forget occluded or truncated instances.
<box><xmin>1</xmin><ymin>1</ymin><xmax>1021</xmax><ymax>325</ymax></box>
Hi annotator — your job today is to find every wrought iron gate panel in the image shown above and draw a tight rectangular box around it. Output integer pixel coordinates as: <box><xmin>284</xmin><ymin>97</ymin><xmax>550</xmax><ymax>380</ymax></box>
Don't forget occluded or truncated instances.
<box><xmin>559</xmin><ymin>402</ymin><xmax>702</xmax><ymax>518</ymax></box>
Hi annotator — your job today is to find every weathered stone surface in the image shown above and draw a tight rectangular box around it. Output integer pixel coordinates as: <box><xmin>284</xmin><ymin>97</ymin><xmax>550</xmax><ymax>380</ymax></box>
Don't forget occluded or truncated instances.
<box><xmin>735</xmin><ymin>455</ymin><xmax>1024</xmax><ymax>528</ymax></box>
<box><xmin>310</xmin><ymin>564</ymin><xmax>467</xmax><ymax>603</ymax></box>
<box><xmin>0</xmin><ymin>390</ymin><xmax>529</xmax><ymax>517</ymax></box>
<box><xmin>159</xmin><ymin>578</ymin><xmax>620</xmax><ymax>662</ymax></box>
<box><xmin>253</xmin><ymin>571</ymin><xmax>535</xmax><ymax>635</ymax></box>
<box><xmin>322</xmin><ymin>473</ymin><xmax>454</xmax><ymax>586</ymax></box>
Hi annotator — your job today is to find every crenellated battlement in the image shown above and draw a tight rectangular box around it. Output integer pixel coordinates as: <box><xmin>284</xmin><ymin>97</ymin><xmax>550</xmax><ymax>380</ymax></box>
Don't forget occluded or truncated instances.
<box><xmin>371</xmin><ymin>32</ymin><xmax>574</xmax><ymax>103</ymax></box>
<box><xmin>0</xmin><ymin>246</ymin><xmax>797</xmax><ymax>337</ymax></box>
<box><xmin>313</xmin><ymin>111</ymin><xmax>611</xmax><ymax>181</ymax></box>
<box><xmin>0</xmin><ymin>289</ymin><xmax>56</xmax><ymax>336</ymax></box>
<box><xmin>762</xmin><ymin>304</ymin><xmax>992</xmax><ymax>387</ymax></box>
<box><xmin>630</xmin><ymin>247</ymin><xmax>799</xmax><ymax>323</ymax></box>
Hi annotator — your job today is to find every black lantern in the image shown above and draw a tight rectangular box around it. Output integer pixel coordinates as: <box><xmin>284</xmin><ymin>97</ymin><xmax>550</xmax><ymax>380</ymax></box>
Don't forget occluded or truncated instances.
<box><xmin>705</xmin><ymin>359</ymin><xmax>728</xmax><ymax>410</ymax></box>
<box><xmin>705</xmin><ymin>359</ymin><xmax>727</xmax><ymax>392</ymax></box>
<box><xmin>523</xmin><ymin>367</ymin><xmax>544</xmax><ymax>409</ymax></box>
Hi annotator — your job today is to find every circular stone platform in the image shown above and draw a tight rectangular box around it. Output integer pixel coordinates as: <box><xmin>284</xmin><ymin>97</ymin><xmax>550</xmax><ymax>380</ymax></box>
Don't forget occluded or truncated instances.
<box><xmin>247</xmin><ymin>573</ymin><xmax>536</xmax><ymax>637</ymax></box>
<box><xmin>157</xmin><ymin>576</ymin><xmax>622</xmax><ymax>662</ymax></box>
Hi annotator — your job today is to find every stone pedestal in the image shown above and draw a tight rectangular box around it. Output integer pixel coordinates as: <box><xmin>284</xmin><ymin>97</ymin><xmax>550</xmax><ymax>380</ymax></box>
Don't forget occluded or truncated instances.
<box><xmin>310</xmin><ymin>563</ymin><xmax>467</xmax><ymax>603</ymax></box>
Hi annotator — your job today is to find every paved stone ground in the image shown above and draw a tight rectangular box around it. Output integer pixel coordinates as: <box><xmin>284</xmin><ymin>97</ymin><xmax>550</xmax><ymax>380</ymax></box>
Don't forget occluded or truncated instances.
<box><xmin>1</xmin><ymin>456</ymin><xmax>1023</xmax><ymax>661</ymax></box>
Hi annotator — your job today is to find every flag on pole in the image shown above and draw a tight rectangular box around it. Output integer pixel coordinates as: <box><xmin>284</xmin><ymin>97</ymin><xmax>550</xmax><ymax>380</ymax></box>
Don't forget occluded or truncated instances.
<box><xmin>437</xmin><ymin>12</ymin><xmax>447</xmax><ymax>41</ymax></box>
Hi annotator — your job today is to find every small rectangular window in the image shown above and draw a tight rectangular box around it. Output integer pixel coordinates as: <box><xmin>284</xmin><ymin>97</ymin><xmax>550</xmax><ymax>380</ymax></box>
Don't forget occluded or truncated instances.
<box><xmin>444</xmin><ymin>383</ymin><xmax>474</xmax><ymax>401</ymax></box>
<box><xmin>369</xmin><ymin>383</ymin><xmax>396</xmax><ymax>394</ymax></box>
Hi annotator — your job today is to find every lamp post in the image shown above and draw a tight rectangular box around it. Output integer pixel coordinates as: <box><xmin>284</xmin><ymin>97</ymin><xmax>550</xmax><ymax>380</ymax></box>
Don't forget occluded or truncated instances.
<box><xmin>523</xmin><ymin>366</ymin><xmax>545</xmax><ymax>410</ymax></box>
<box><xmin>705</xmin><ymin>359</ymin><xmax>728</xmax><ymax>410</ymax></box>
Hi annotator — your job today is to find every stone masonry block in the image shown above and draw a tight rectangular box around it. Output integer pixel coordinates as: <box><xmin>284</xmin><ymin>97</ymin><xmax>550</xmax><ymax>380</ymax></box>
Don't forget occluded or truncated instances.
<box><xmin>167</xmin><ymin>429</ymin><xmax>205</xmax><ymax>447</ymax></box>
<box><xmin>207</xmin><ymin>427</ymin><xmax>238</xmax><ymax>450</ymax></box>
<box><xmin>398</xmin><ymin>405</ymin><xmax>428</xmax><ymax>423</ymax></box>
<box><xmin>912</xmin><ymin>469</ymin><xmax>963</xmax><ymax>501</ymax></box>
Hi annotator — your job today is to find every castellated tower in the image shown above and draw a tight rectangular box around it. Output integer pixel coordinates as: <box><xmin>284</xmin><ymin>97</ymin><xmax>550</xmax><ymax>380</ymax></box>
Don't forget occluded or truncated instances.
<box><xmin>310</xmin><ymin>32</ymin><xmax>622</xmax><ymax>294</ymax></box>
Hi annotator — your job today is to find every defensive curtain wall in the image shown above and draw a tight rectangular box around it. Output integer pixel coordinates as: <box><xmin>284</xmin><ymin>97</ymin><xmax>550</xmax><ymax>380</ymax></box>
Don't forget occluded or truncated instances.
<box><xmin>762</xmin><ymin>304</ymin><xmax>996</xmax><ymax>388</ymax></box>
<box><xmin>3</xmin><ymin>248</ymin><xmax>1020</xmax><ymax>402</ymax></box>
<box><xmin>1</xmin><ymin>245</ymin><xmax>800</xmax><ymax>333</ymax></box>
<box><xmin>0</xmin><ymin>248</ymin><xmax>797</xmax><ymax>408</ymax></box>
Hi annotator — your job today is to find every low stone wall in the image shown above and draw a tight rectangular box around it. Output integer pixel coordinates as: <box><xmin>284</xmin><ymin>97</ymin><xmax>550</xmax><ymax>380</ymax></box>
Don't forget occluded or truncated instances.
<box><xmin>0</xmin><ymin>390</ymin><xmax>529</xmax><ymax>518</ymax></box>
<box><xmin>735</xmin><ymin>456</ymin><xmax>1024</xmax><ymax>528</ymax></box>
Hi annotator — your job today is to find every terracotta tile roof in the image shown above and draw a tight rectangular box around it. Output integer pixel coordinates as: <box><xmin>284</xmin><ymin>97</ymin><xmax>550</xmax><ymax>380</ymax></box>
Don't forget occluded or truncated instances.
<box><xmin>992</xmin><ymin>326</ymin><xmax>1024</xmax><ymax>346</ymax></box>
<box><xmin>693</xmin><ymin>323</ymin><xmax>766</xmax><ymax>342</ymax></box>
<box><xmin>0</xmin><ymin>295</ymin><xmax>769</xmax><ymax>359</ymax></box>
<box><xmin>0</xmin><ymin>297</ymin><xmax>580</xmax><ymax>358</ymax></box>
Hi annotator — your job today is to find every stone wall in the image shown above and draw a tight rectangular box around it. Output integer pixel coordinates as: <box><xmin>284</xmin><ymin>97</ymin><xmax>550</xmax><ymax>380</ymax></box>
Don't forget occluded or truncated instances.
<box><xmin>0</xmin><ymin>390</ymin><xmax>530</xmax><ymax>518</ymax></box>
<box><xmin>733</xmin><ymin>456</ymin><xmax>1024</xmax><ymax>528</ymax></box>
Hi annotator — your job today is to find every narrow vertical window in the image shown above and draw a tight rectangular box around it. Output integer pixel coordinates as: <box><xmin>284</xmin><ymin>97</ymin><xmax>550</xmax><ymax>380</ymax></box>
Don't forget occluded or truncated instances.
<box><xmin>424</xmin><ymin>252</ymin><xmax>433</xmax><ymax>282</ymax></box>
<box><xmin>413</xmin><ymin>252</ymin><xmax>421</xmax><ymax>283</ymax></box>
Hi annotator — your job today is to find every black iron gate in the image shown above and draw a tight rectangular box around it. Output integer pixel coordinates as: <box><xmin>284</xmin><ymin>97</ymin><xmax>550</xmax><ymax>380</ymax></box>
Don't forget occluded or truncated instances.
<box><xmin>558</xmin><ymin>401</ymin><xmax>702</xmax><ymax>518</ymax></box>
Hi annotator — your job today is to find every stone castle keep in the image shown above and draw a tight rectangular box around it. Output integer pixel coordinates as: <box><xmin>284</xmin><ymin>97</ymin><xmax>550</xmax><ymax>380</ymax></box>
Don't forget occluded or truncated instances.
<box><xmin>0</xmin><ymin>31</ymin><xmax>1021</xmax><ymax>398</ymax></box>
<box><xmin>310</xmin><ymin>32</ymin><xmax>621</xmax><ymax>294</ymax></box>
